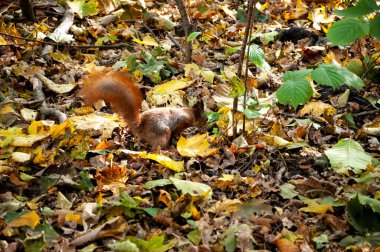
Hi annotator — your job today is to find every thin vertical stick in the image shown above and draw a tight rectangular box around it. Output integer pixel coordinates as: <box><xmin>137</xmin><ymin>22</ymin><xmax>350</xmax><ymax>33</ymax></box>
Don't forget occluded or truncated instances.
<box><xmin>175</xmin><ymin>0</ymin><xmax>193</xmax><ymax>63</ymax></box>
<box><xmin>233</xmin><ymin>0</ymin><xmax>256</xmax><ymax>136</ymax></box>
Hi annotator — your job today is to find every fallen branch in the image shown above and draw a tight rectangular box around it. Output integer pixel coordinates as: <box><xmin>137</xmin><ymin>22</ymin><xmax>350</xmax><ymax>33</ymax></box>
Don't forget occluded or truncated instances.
<box><xmin>41</xmin><ymin>6</ymin><xmax>74</xmax><ymax>60</ymax></box>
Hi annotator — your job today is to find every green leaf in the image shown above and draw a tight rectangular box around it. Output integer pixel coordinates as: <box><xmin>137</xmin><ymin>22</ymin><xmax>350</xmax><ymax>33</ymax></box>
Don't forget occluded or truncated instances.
<box><xmin>229</xmin><ymin>75</ymin><xmax>245</xmax><ymax>98</ymax></box>
<box><xmin>170</xmin><ymin>178</ymin><xmax>212</xmax><ymax>199</ymax></box>
<box><xmin>325</xmin><ymin>139</ymin><xmax>372</xmax><ymax>174</ymax></box>
<box><xmin>370</xmin><ymin>14</ymin><xmax>380</xmax><ymax>39</ymax></box>
<box><xmin>353</xmin><ymin>172</ymin><xmax>380</xmax><ymax>184</ymax></box>
<box><xmin>337</xmin><ymin>66</ymin><xmax>365</xmax><ymax>90</ymax></box>
<box><xmin>333</xmin><ymin>0</ymin><xmax>379</xmax><ymax>18</ymax></box>
<box><xmin>206</xmin><ymin>112</ymin><xmax>221</xmax><ymax>123</ymax></box>
<box><xmin>237</xmin><ymin>5</ymin><xmax>247</xmax><ymax>23</ymax></box>
<box><xmin>95</xmin><ymin>36</ymin><xmax>117</xmax><ymax>46</ymax></box>
<box><xmin>79</xmin><ymin>171</ymin><xmax>94</xmax><ymax>191</ymax></box>
<box><xmin>142</xmin><ymin>208</ymin><xmax>160</xmax><ymax>217</ymax></box>
<box><xmin>311</xmin><ymin>63</ymin><xmax>364</xmax><ymax>90</ymax></box>
<box><xmin>107</xmin><ymin>239</ymin><xmax>139</xmax><ymax>252</ymax></box>
<box><xmin>311</xmin><ymin>64</ymin><xmax>346</xmax><ymax>88</ymax></box>
<box><xmin>248</xmin><ymin>44</ymin><xmax>270</xmax><ymax>72</ymax></box>
<box><xmin>327</xmin><ymin>18</ymin><xmax>369</xmax><ymax>46</ymax></box>
<box><xmin>187</xmin><ymin>230</ymin><xmax>201</xmax><ymax>245</ymax></box>
<box><xmin>279</xmin><ymin>183</ymin><xmax>298</xmax><ymax>199</ymax></box>
<box><xmin>225</xmin><ymin>47</ymin><xmax>239</xmax><ymax>56</ymax></box>
<box><xmin>126</xmin><ymin>235</ymin><xmax>177</xmax><ymax>252</ymax></box>
<box><xmin>144</xmin><ymin>179</ymin><xmax>172</xmax><ymax>189</ymax></box>
<box><xmin>347</xmin><ymin>194</ymin><xmax>380</xmax><ymax>233</ymax></box>
<box><xmin>32</xmin><ymin>221</ymin><xmax>59</xmax><ymax>243</ymax></box>
<box><xmin>187</xmin><ymin>32</ymin><xmax>201</xmax><ymax>42</ymax></box>
<box><xmin>340</xmin><ymin>233</ymin><xmax>380</xmax><ymax>247</ymax></box>
<box><xmin>276</xmin><ymin>70</ymin><xmax>313</xmax><ymax>108</ymax></box>
<box><xmin>67</xmin><ymin>0</ymin><xmax>99</xmax><ymax>18</ymax></box>
<box><xmin>312</xmin><ymin>234</ymin><xmax>329</xmax><ymax>250</ymax></box>
<box><xmin>243</xmin><ymin>108</ymin><xmax>260</xmax><ymax>119</ymax></box>
<box><xmin>24</xmin><ymin>234</ymin><xmax>46</xmax><ymax>252</ymax></box>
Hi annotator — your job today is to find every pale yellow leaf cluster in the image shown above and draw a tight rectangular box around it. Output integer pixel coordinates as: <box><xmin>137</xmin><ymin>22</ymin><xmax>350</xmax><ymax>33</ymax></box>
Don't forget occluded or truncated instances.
<box><xmin>177</xmin><ymin>133</ymin><xmax>219</xmax><ymax>157</ymax></box>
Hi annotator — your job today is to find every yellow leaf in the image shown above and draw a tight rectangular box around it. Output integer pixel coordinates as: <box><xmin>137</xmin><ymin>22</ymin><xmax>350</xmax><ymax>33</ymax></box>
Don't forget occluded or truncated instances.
<box><xmin>299</xmin><ymin>198</ymin><xmax>334</xmax><ymax>214</ymax></box>
<box><xmin>140</xmin><ymin>152</ymin><xmax>184</xmax><ymax>172</ymax></box>
<box><xmin>65</xmin><ymin>211</ymin><xmax>82</xmax><ymax>223</ymax></box>
<box><xmin>133</xmin><ymin>35</ymin><xmax>158</xmax><ymax>46</ymax></box>
<box><xmin>152</xmin><ymin>78</ymin><xmax>191</xmax><ymax>94</ymax></box>
<box><xmin>215</xmin><ymin>174</ymin><xmax>234</xmax><ymax>190</ymax></box>
<box><xmin>177</xmin><ymin>133</ymin><xmax>219</xmax><ymax>157</ymax></box>
<box><xmin>10</xmin><ymin>211</ymin><xmax>41</xmax><ymax>229</ymax></box>
<box><xmin>299</xmin><ymin>101</ymin><xmax>336</xmax><ymax>117</ymax></box>
<box><xmin>0</xmin><ymin>35</ymin><xmax>7</xmax><ymax>45</ymax></box>
<box><xmin>189</xmin><ymin>203</ymin><xmax>200</xmax><ymax>220</ymax></box>
<box><xmin>184</xmin><ymin>63</ymin><xmax>201</xmax><ymax>76</ymax></box>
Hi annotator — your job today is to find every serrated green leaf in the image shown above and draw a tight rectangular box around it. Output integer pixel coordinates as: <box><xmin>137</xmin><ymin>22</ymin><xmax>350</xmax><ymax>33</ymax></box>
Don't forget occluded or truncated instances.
<box><xmin>333</xmin><ymin>0</ymin><xmax>379</xmax><ymax>18</ymax></box>
<box><xmin>311</xmin><ymin>64</ymin><xmax>346</xmax><ymax>88</ymax></box>
<box><xmin>248</xmin><ymin>44</ymin><xmax>270</xmax><ymax>72</ymax></box>
<box><xmin>325</xmin><ymin>139</ymin><xmax>372</xmax><ymax>174</ymax></box>
<box><xmin>276</xmin><ymin>70</ymin><xmax>313</xmax><ymax>108</ymax></box>
<box><xmin>370</xmin><ymin>14</ymin><xmax>380</xmax><ymax>39</ymax></box>
<box><xmin>312</xmin><ymin>63</ymin><xmax>364</xmax><ymax>90</ymax></box>
<box><xmin>337</xmin><ymin>66</ymin><xmax>364</xmax><ymax>90</ymax></box>
<box><xmin>327</xmin><ymin>18</ymin><xmax>369</xmax><ymax>46</ymax></box>
<box><xmin>187</xmin><ymin>32</ymin><xmax>201</xmax><ymax>42</ymax></box>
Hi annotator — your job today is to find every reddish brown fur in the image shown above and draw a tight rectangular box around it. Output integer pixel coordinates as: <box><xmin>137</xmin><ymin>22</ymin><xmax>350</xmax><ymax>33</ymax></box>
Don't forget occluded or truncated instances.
<box><xmin>79</xmin><ymin>71</ymin><xmax>205</xmax><ymax>150</ymax></box>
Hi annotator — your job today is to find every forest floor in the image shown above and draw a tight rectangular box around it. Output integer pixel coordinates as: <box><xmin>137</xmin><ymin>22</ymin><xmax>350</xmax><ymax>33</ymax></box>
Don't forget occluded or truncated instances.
<box><xmin>0</xmin><ymin>0</ymin><xmax>380</xmax><ymax>251</ymax></box>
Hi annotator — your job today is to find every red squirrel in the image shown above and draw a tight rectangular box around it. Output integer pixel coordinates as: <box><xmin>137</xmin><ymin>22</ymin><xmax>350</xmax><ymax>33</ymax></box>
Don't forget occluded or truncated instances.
<box><xmin>79</xmin><ymin>71</ymin><xmax>206</xmax><ymax>150</ymax></box>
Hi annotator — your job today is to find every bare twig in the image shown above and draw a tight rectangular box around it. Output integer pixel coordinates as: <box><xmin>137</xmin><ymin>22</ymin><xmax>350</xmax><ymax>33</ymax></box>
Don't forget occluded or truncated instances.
<box><xmin>167</xmin><ymin>33</ymin><xmax>185</xmax><ymax>54</ymax></box>
<box><xmin>233</xmin><ymin>0</ymin><xmax>256</xmax><ymax>136</ymax></box>
<box><xmin>174</xmin><ymin>0</ymin><xmax>193</xmax><ymax>63</ymax></box>
<box><xmin>0</xmin><ymin>31</ymin><xmax>56</xmax><ymax>45</ymax></box>
<box><xmin>0</xmin><ymin>32</ymin><xmax>130</xmax><ymax>49</ymax></box>
<box><xmin>355</xmin><ymin>109</ymin><xmax>380</xmax><ymax>116</ymax></box>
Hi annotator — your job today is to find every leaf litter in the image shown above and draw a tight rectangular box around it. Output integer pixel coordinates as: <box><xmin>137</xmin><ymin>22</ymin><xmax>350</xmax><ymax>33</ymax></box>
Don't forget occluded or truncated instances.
<box><xmin>0</xmin><ymin>0</ymin><xmax>380</xmax><ymax>251</ymax></box>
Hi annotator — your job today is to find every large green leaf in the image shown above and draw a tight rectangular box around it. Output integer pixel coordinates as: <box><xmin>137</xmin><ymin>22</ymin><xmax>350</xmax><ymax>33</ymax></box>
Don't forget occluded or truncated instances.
<box><xmin>337</xmin><ymin>66</ymin><xmax>365</xmax><ymax>90</ymax></box>
<box><xmin>333</xmin><ymin>0</ymin><xmax>379</xmax><ymax>18</ymax></box>
<box><xmin>311</xmin><ymin>64</ymin><xmax>346</xmax><ymax>88</ymax></box>
<box><xmin>327</xmin><ymin>18</ymin><xmax>369</xmax><ymax>46</ymax></box>
<box><xmin>311</xmin><ymin>63</ymin><xmax>364</xmax><ymax>90</ymax></box>
<box><xmin>325</xmin><ymin>139</ymin><xmax>372</xmax><ymax>174</ymax></box>
<box><xmin>276</xmin><ymin>70</ymin><xmax>313</xmax><ymax>108</ymax></box>
<box><xmin>370</xmin><ymin>14</ymin><xmax>380</xmax><ymax>39</ymax></box>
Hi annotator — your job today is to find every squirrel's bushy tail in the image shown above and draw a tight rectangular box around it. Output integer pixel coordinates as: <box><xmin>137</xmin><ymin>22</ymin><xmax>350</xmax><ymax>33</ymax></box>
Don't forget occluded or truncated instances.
<box><xmin>79</xmin><ymin>71</ymin><xmax>142</xmax><ymax>127</ymax></box>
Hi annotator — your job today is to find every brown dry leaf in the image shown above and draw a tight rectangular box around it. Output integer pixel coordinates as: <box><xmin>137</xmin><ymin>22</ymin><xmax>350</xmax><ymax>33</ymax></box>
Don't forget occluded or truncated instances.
<box><xmin>207</xmin><ymin>198</ymin><xmax>242</xmax><ymax>216</ymax></box>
